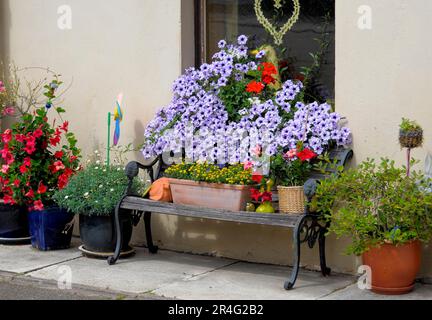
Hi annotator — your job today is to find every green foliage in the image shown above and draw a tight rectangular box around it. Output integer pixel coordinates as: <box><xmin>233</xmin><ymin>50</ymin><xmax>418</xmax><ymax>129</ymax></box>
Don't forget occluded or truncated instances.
<box><xmin>400</xmin><ymin>118</ymin><xmax>422</xmax><ymax>132</ymax></box>
<box><xmin>315</xmin><ymin>158</ymin><xmax>432</xmax><ymax>256</ymax></box>
<box><xmin>165</xmin><ymin>163</ymin><xmax>253</xmax><ymax>185</ymax></box>
<box><xmin>218</xmin><ymin>80</ymin><xmax>252</xmax><ymax>122</ymax></box>
<box><xmin>53</xmin><ymin>163</ymin><xmax>143</xmax><ymax>216</ymax></box>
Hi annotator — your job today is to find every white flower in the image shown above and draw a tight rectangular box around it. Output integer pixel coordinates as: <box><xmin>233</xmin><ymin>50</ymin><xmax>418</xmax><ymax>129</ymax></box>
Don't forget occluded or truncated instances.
<box><xmin>84</xmin><ymin>192</ymin><xmax>89</xmax><ymax>198</ymax></box>
<box><xmin>95</xmin><ymin>167</ymin><xmax>99</xmax><ymax>170</ymax></box>
<box><xmin>64</xmin><ymin>196</ymin><xmax>69</xmax><ymax>199</ymax></box>
<box><xmin>96</xmin><ymin>160</ymin><xmax>101</xmax><ymax>165</ymax></box>
<box><xmin>94</xmin><ymin>150</ymin><xmax>99</xmax><ymax>154</ymax></box>
<box><xmin>99</xmin><ymin>184</ymin><xmax>103</xmax><ymax>188</ymax></box>
<box><xmin>110</xmin><ymin>188</ymin><xmax>114</xmax><ymax>192</ymax></box>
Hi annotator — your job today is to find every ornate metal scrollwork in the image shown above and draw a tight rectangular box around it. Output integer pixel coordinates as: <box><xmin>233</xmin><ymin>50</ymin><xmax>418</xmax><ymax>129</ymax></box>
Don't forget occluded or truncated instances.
<box><xmin>299</xmin><ymin>216</ymin><xmax>326</xmax><ymax>249</ymax></box>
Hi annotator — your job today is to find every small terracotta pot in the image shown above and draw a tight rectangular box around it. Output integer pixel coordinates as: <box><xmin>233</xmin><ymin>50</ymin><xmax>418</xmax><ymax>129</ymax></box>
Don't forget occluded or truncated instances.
<box><xmin>362</xmin><ymin>240</ymin><xmax>422</xmax><ymax>295</ymax></box>
<box><xmin>168</xmin><ymin>179</ymin><xmax>251</xmax><ymax>211</ymax></box>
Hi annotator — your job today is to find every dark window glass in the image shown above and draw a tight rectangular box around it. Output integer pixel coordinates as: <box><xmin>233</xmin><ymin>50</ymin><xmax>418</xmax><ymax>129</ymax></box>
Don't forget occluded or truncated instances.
<box><xmin>205</xmin><ymin>0</ymin><xmax>335</xmax><ymax>102</ymax></box>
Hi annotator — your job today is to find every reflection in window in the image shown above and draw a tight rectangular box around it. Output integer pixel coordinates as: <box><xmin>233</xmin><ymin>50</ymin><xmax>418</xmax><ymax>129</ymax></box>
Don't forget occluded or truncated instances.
<box><xmin>205</xmin><ymin>0</ymin><xmax>335</xmax><ymax>102</ymax></box>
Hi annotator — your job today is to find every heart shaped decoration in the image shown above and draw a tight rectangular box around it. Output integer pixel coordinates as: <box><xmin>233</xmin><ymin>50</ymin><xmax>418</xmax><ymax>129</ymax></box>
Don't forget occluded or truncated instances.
<box><xmin>254</xmin><ymin>0</ymin><xmax>301</xmax><ymax>45</ymax></box>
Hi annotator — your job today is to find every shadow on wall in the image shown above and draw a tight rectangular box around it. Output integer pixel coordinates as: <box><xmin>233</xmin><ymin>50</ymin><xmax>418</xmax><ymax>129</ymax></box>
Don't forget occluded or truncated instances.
<box><xmin>0</xmin><ymin>0</ymin><xmax>11</xmax><ymax>132</ymax></box>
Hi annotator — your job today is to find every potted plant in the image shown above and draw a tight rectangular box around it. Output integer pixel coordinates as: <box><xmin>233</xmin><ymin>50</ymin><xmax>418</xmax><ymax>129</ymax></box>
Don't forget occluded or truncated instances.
<box><xmin>164</xmin><ymin>162</ymin><xmax>253</xmax><ymax>211</ymax></box>
<box><xmin>53</xmin><ymin>162</ymin><xmax>144</xmax><ymax>257</ymax></box>
<box><xmin>399</xmin><ymin>118</ymin><xmax>423</xmax><ymax>149</ymax></box>
<box><xmin>271</xmin><ymin>145</ymin><xmax>317</xmax><ymax>214</ymax></box>
<box><xmin>315</xmin><ymin>158</ymin><xmax>432</xmax><ymax>295</ymax></box>
<box><xmin>0</xmin><ymin>65</ymin><xmax>72</xmax><ymax>244</ymax></box>
<box><xmin>0</xmin><ymin>74</ymin><xmax>81</xmax><ymax>250</ymax></box>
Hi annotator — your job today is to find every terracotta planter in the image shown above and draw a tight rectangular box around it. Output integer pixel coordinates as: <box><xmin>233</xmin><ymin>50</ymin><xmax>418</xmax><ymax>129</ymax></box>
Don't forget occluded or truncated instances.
<box><xmin>362</xmin><ymin>240</ymin><xmax>422</xmax><ymax>295</ymax></box>
<box><xmin>168</xmin><ymin>178</ymin><xmax>251</xmax><ymax>211</ymax></box>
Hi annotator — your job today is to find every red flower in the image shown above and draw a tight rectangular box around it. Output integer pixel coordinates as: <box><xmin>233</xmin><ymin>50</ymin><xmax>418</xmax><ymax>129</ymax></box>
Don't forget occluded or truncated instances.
<box><xmin>70</xmin><ymin>155</ymin><xmax>78</xmax><ymax>162</ymax></box>
<box><xmin>13</xmin><ymin>179</ymin><xmax>20</xmax><ymax>187</ymax></box>
<box><xmin>246</xmin><ymin>81</ymin><xmax>265</xmax><ymax>94</ymax></box>
<box><xmin>60</xmin><ymin>121</ymin><xmax>69</xmax><ymax>133</ymax></box>
<box><xmin>33</xmin><ymin>200</ymin><xmax>44</xmax><ymax>211</ymax></box>
<box><xmin>258</xmin><ymin>62</ymin><xmax>277</xmax><ymax>85</ymax></box>
<box><xmin>49</xmin><ymin>135</ymin><xmax>61</xmax><ymax>147</ymax></box>
<box><xmin>23</xmin><ymin>157</ymin><xmax>31</xmax><ymax>167</ymax></box>
<box><xmin>50</xmin><ymin>161</ymin><xmax>65</xmax><ymax>173</ymax></box>
<box><xmin>15</xmin><ymin>134</ymin><xmax>26</xmax><ymax>143</ymax></box>
<box><xmin>250</xmin><ymin>189</ymin><xmax>261</xmax><ymax>202</ymax></box>
<box><xmin>261</xmin><ymin>192</ymin><xmax>273</xmax><ymax>202</ymax></box>
<box><xmin>3</xmin><ymin>194</ymin><xmax>16</xmax><ymax>205</ymax></box>
<box><xmin>55</xmin><ymin>151</ymin><xmax>64</xmax><ymax>159</ymax></box>
<box><xmin>19</xmin><ymin>165</ymin><xmax>29</xmax><ymax>174</ymax></box>
<box><xmin>2</xmin><ymin>129</ymin><xmax>12</xmax><ymax>144</ymax></box>
<box><xmin>33</xmin><ymin>128</ymin><xmax>43</xmax><ymax>139</ymax></box>
<box><xmin>37</xmin><ymin>182</ymin><xmax>47</xmax><ymax>194</ymax></box>
<box><xmin>24</xmin><ymin>136</ymin><xmax>36</xmax><ymax>155</ymax></box>
<box><xmin>297</xmin><ymin>148</ymin><xmax>317</xmax><ymax>162</ymax></box>
<box><xmin>252</xmin><ymin>174</ymin><xmax>264</xmax><ymax>184</ymax></box>
<box><xmin>25</xmin><ymin>189</ymin><xmax>35</xmax><ymax>199</ymax></box>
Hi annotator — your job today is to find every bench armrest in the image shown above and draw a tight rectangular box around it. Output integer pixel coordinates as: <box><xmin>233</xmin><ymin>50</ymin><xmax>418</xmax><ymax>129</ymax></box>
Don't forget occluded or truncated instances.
<box><xmin>124</xmin><ymin>158</ymin><xmax>161</xmax><ymax>195</ymax></box>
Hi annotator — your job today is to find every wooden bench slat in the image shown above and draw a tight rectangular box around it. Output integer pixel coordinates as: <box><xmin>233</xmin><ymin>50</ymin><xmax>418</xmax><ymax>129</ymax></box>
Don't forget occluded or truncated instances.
<box><xmin>121</xmin><ymin>197</ymin><xmax>301</xmax><ymax>227</ymax></box>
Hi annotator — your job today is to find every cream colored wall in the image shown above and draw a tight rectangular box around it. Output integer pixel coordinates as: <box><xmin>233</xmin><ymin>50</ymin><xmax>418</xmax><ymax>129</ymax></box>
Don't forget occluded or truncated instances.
<box><xmin>1</xmin><ymin>0</ymin><xmax>431</xmax><ymax>278</ymax></box>
<box><xmin>1</xmin><ymin>0</ymin><xmax>183</xmax><ymax>159</ymax></box>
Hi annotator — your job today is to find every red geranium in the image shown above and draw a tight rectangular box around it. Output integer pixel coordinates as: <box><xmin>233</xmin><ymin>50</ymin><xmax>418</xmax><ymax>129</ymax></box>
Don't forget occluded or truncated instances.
<box><xmin>252</xmin><ymin>174</ymin><xmax>264</xmax><ymax>184</ymax></box>
<box><xmin>297</xmin><ymin>148</ymin><xmax>317</xmax><ymax>162</ymax></box>
<box><xmin>246</xmin><ymin>81</ymin><xmax>265</xmax><ymax>94</ymax></box>
<box><xmin>258</xmin><ymin>62</ymin><xmax>278</xmax><ymax>85</ymax></box>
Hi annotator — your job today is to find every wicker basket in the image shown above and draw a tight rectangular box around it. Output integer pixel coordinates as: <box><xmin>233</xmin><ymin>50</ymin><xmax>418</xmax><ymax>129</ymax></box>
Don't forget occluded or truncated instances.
<box><xmin>277</xmin><ymin>186</ymin><xmax>305</xmax><ymax>214</ymax></box>
<box><xmin>399</xmin><ymin>129</ymin><xmax>423</xmax><ymax>149</ymax></box>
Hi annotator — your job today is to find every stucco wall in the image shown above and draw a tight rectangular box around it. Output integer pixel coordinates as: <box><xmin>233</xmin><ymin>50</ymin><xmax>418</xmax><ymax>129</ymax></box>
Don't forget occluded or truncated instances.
<box><xmin>1</xmin><ymin>0</ymin><xmax>431</xmax><ymax>278</ymax></box>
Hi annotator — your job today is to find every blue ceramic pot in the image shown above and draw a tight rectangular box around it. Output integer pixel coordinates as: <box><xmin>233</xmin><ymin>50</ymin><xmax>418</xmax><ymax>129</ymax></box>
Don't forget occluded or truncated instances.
<box><xmin>28</xmin><ymin>206</ymin><xmax>75</xmax><ymax>251</ymax></box>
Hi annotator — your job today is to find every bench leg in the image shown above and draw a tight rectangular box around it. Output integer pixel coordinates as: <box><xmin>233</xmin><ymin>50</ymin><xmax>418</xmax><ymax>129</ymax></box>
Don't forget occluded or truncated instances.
<box><xmin>319</xmin><ymin>223</ymin><xmax>331</xmax><ymax>276</ymax></box>
<box><xmin>284</xmin><ymin>215</ymin><xmax>306</xmax><ymax>290</ymax></box>
<box><xmin>144</xmin><ymin>212</ymin><xmax>159</xmax><ymax>254</ymax></box>
<box><xmin>107</xmin><ymin>203</ymin><xmax>123</xmax><ymax>265</ymax></box>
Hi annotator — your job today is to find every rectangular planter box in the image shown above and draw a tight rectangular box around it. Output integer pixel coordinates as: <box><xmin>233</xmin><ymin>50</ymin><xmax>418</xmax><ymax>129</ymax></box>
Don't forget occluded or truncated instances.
<box><xmin>168</xmin><ymin>179</ymin><xmax>251</xmax><ymax>212</ymax></box>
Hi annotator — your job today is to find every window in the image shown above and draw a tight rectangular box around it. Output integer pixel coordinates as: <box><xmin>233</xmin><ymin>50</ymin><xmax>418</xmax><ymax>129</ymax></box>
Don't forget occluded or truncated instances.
<box><xmin>196</xmin><ymin>0</ymin><xmax>335</xmax><ymax>101</ymax></box>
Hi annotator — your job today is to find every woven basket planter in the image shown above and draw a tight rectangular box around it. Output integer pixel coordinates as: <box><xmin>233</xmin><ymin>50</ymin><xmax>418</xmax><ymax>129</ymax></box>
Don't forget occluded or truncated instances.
<box><xmin>277</xmin><ymin>186</ymin><xmax>305</xmax><ymax>214</ymax></box>
<box><xmin>399</xmin><ymin>129</ymin><xmax>423</xmax><ymax>149</ymax></box>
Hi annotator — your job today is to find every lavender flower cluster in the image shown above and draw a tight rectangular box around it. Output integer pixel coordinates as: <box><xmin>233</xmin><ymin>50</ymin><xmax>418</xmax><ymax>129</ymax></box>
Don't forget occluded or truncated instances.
<box><xmin>142</xmin><ymin>35</ymin><xmax>351</xmax><ymax>164</ymax></box>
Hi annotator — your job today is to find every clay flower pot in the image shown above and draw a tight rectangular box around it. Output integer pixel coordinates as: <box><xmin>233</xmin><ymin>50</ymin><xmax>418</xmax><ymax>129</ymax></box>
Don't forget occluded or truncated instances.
<box><xmin>362</xmin><ymin>240</ymin><xmax>422</xmax><ymax>295</ymax></box>
<box><xmin>168</xmin><ymin>179</ymin><xmax>251</xmax><ymax>211</ymax></box>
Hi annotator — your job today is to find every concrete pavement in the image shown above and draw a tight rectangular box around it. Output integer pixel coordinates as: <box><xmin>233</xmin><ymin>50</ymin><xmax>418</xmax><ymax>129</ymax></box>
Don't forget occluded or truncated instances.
<box><xmin>0</xmin><ymin>238</ymin><xmax>431</xmax><ymax>300</ymax></box>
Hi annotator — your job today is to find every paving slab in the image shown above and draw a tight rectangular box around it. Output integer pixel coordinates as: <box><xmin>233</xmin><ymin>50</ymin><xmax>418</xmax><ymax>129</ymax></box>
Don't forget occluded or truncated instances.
<box><xmin>27</xmin><ymin>248</ymin><xmax>236</xmax><ymax>294</ymax></box>
<box><xmin>154</xmin><ymin>261</ymin><xmax>356</xmax><ymax>300</ymax></box>
<box><xmin>0</xmin><ymin>238</ymin><xmax>82</xmax><ymax>274</ymax></box>
<box><xmin>321</xmin><ymin>283</ymin><xmax>432</xmax><ymax>300</ymax></box>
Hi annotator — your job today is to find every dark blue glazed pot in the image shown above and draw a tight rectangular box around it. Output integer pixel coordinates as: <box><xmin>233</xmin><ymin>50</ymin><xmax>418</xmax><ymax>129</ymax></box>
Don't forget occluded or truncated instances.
<box><xmin>0</xmin><ymin>204</ymin><xmax>30</xmax><ymax>244</ymax></box>
<box><xmin>28</xmin><ymin>206</ymin><xmax>75</xmax><ymax>251</ymax></box>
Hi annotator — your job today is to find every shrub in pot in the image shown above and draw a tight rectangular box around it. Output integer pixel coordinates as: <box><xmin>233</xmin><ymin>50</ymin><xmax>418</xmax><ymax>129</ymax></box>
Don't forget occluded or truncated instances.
<box><xmin>0</xmin><ymin>76</ymin><xmax>81</xmax><ymax>250</ymax></box>
<box><xmin>53</xmin><ymin>162</ymin><xmax>143</xmax><ymax>256</ymax></box>
<box><xmin>315</xmin><ymin>158</ymin><xmax>432</xmax><ymax>295</ymax></box>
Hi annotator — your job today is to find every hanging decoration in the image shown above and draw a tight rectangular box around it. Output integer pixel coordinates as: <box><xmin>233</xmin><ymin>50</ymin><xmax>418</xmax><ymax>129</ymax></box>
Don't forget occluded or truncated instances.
<box><xmin>254</xmin><ymin>0</ymin><xmax>301</xmax><ymax>45</ymax></box>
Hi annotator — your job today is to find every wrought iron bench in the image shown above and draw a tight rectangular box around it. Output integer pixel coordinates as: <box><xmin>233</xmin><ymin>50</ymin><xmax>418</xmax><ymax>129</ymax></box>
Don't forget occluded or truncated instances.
<box><xmin>107</xmin><ymin>148</ymin><xmax>353</xmax><ymax>290</ymax></box>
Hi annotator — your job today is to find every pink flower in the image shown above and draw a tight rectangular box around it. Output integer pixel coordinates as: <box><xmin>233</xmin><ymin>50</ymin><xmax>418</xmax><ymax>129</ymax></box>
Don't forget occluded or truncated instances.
<box><xmin>243</xmin><ymin>161</ymin><xmax>253</xmax><ymax>170</ymax></box>
<box><xmin>0</xmin><ymin>81</ymin><xmax>5</xmax><ymax>93</ymax></box>
<box><xmin>2</xmin><ymin>106</ymin><xmax>14</xmax><ymax>116</ymax></box>
<box><xmin>284</xmin><ymin>149</ymin><xmax>297</xmax><ymax>160</ymax></box>
<box><xmin>1</xmin><ymin>165</ymin><xmax>9</xmax><ymax>174</ymax></box>
<box><xmin>252</xmin><ymin>145</ymin><xmax>263</xmax><ymax>157</ymax></box>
